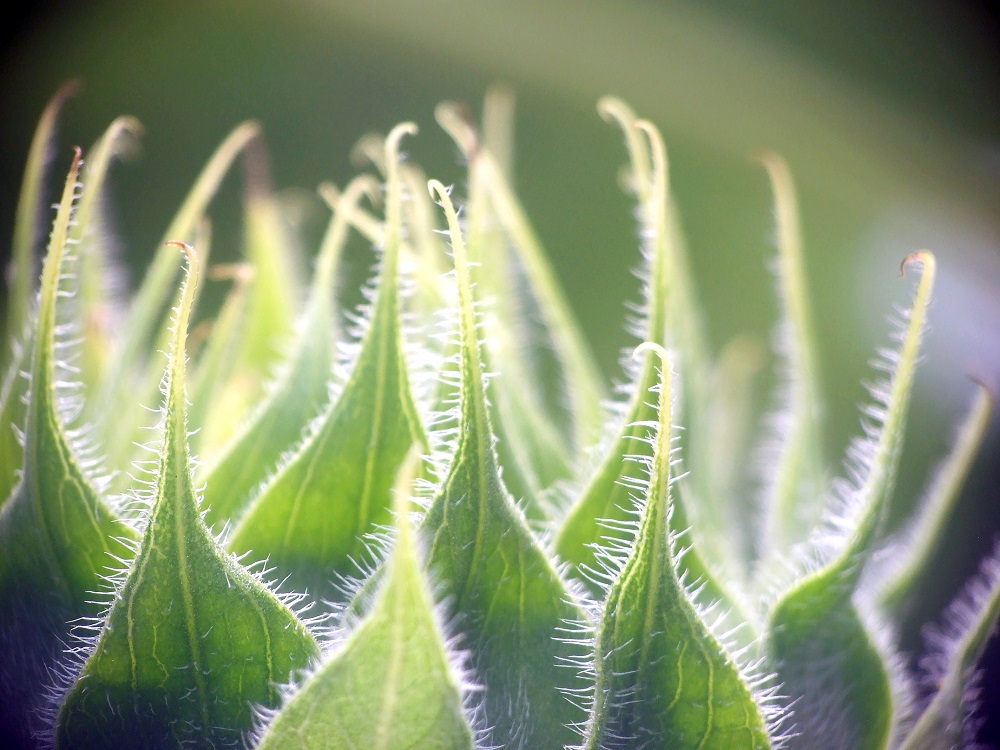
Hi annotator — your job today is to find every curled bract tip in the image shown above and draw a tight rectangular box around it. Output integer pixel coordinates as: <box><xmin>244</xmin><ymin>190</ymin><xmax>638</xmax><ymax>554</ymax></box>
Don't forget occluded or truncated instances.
<box><xmin>968</xmin><ymin>375</ymin><xmax>996</xmax><ymax>407</ymax></box>
<box><xmin>166</xmin><ymin>239</ymin><xmax>196</xmax><ymax>261</ymax></box>
<box><xmin>597</xmin><ymin>96</ymin><xmax>634</xmax><ymax>126</ymax></box>
<box><xmin>900</xmin><ymin>249</ymin><xmax>935</xmax><ymax>277</ymax></box>
<box><xmin>435</xmin><ymin>101</ymin><xmax>478</xmax><ymax>158</ymax></box>
<box><xmin>385</xmin><ymin>122</ymin><xmax>418</xmax><ymax>159</ymax></box>
<box><xmin>426</xmin><ymin>178</ymin><xmax>449</xmax><ymax>202</ymax></box>
<box><xmin>633</xmin><ymin>341</ymin><xmax>669</xmax><ymax>365</ymax></box>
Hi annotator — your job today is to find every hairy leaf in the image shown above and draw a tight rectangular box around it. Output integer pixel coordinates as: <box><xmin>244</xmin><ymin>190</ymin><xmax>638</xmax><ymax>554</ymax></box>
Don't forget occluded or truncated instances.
<box><xmin>436</xmin><ymin>98</ymin><xmax>602</xmax><ymax>512</ymax></box>
<box><xmin>1</xmin><ymin>84</ymin><xmax>78</xmax><ymax>503</ymax></box>
<box><xmin>900</xmin><ymin>541</ymin><xmax>1000</xmax><ymax>750</ymax></box>
<box><xmin>0</xmin><ymin>151</ymin><xmax>136</xmax><ymax>745</ymax></box>
<box><xmin>420</xmin><ymin>180</ymin><xmax>589</xmax><ymax>750</ymax></box>
<box><xmin>555</xmin><ymin>104</ymin><xmax>750</xmax><ymax>639</ymax></box>
<box><xmin>228</xmin><ymin>126</ymin><xmax>425</xmax><ymax>603</ymax></box>
<box><xmin>766</xmin><ymin>252</ymin><xmax>936</xmax><ymax>750</ymax></box>
<box><xmin>55</xmin><ymin>244</ymin><xmax>319</xmax><ymax>749</ymax></box>
<box><xmin>583</xmin><ymin>344</ymin><xmax>774</xmax><ymax>750</ymax></box>
<box><xmin>198</xmin><ymin>176</ymin><xmax>378</xmax><ymax>527</ymax></box>
<box><xmin>72</xmin><ymin>117</ymin><xmax>143</xmax><ymax>397</ymax></box>
<box><xmin>89</xmin><ymin>123</ymin><xmax>260</xmax><ymax>478</ymax></box>
<box><xmin>755</xmin><ymin>152</ymin><xmax>825</xmax><ymax>558</ymax></box>
<box><xmin>255</xmin><ymin>456</ymin><xmax>475</xmax><ymax>750</ymax></box>
<box><xmin>4</xmin><ymin>81</ymin><xmax>78</xmax><ymax>360</ymax></box>
<box><xmin>878</xmin><ymin>383</ymin><xmax>993</xmax><ymax>615</ymax></box>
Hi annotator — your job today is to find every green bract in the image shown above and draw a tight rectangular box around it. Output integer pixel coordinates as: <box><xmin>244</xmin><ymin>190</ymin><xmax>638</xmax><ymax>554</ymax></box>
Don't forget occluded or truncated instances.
<box><xmin>1</xmin><ymin>88</ymin><xmax>997</xmax><ymax>750</ymax></box>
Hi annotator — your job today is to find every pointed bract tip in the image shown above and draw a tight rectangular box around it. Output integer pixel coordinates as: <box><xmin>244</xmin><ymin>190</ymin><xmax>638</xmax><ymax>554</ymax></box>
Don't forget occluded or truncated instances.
<box><xmin>385</xmin><ymin>122</ymin><xmax>418</xmax><ymax>160</ymax></box>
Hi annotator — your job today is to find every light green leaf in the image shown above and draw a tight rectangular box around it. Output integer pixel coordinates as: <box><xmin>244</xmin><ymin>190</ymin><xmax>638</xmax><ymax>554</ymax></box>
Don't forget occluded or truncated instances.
<box><xmin>73</xmin><ymin>116</ymin><xmax>143</xmax><ymax>395</ymax></box>
<box><xmin>229</xmin><ymin>143</ymin><xmax>306</xmax><ymax>386</ymax></box>
<box><xmin>187</xmin><ymin>258</ymin><xmax>253</xmax><ymax>459</ymax></box>
<box><xmin>4</xmin><ymin>81</ymin><xmax>78</xmax><ymax>360</ymax></box>
<box><xmin>254</xmin><ymin>454</ymin><xmax>475</xmax><ymax>750</ymax></box>
<box><xmin>1</xmin><ymin>84</ymin><xmax>79</xmax><ymax>505</ymax></box>
<box><xmin>900</xmin><ymin>542</ymin><xmax>1000</xmax><ymax>750</ymax></box>
<box><xmin>583</xmin><ymin>343</ymin><xmax>774</xmax><ymax>750</ymax></box>
<box><xmin>420</xmin><ymin>179</ymin><xmax>590</xmax><ymax>750</ymax></box>
<box><xmin>766</xmin><ymin>252</ymin><xmax>936</xmax><ymax>750</ymax></box>
<box><xmin>755</xmin><ymin>152</ymin><xmax>826</xmax><ymax>558</ymax></box>
<box><xmin>0</xmin><ymin>150</ymin><xmax>136</xmax><ymax>743</ymax></box>
<box><xmin>878</xmin><ymin>383</ymin><xmax>994</xmax><ymax>615</ymax></box>
<box><xmin>228</xmin><ymin>126</ymin><xmax>426</xmax><ymax>603</ymax></box>
<box><xmin>199</xmin><ymin>175</ymin><xmax>377</xmax><ymax>528</ymax></box>
<box><xmin>555</xmin><ymin>104</ymin><xmax>749</xmax><ymax>637</ymax></box>
<box><xmin>436</xmin><ymin>98</ymin><xmax>603</xmax><ymax>507</ymax></box>
<box><xmin>54</xmin><ymin>243</ymin><xmax>319</xmax><ymax>749</ymax></box>
<box><xmin>89</xmin><ymin>123</ymin><xmax>260</xmax><ymax>471</ymax></box>
<box><xmin>0</xmin><ymin>344</ymin><xmax>30</xmax><ymax>510</ymax></box>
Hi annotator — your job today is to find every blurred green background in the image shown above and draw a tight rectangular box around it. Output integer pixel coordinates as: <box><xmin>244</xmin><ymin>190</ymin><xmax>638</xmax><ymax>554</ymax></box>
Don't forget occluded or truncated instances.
<box><xmin>2</xmin><ymin>0</ymin><xmax>999</xmax><ymax>737</ymax></box>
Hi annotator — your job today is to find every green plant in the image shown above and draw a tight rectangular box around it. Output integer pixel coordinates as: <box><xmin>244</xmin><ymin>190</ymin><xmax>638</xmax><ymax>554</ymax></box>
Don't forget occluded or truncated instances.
<box><xmin>1</xmin><ymin>87</ymin><xmax>997</xmax><ymax>750</ymax></box>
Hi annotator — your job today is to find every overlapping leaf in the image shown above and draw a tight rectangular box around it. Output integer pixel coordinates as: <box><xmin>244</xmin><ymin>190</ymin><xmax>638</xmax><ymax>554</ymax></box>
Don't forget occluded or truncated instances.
<box><xmin>254</xmin><ymin>456</ymin><xmax>475</xmax><ymax>750</ymax></box>
<box><xmin>436</xmin><ymin>97</ymin><xmax>603</xmax><ymax>514</ymax></box>
<box><xmin>228</xmin><ymin>126</ymin><xmax>426</xmax><ymax>603</ymax></box>
<box><xmin>418</xmin><ymin>180</ymin><xmax>590</xmax><ymax>750</ymax></box>
<box><xmin>1</xmin><ymin>83</ymin><xmax>78</xmax><ymax>505</ymax></box>
<box><xmin>198</xmin><ymin>176</ymin><xmax>377</xmax><ymax>527</ymax></box>
<box><xmin>582</xmin><ymin>344</ymin><xmax>775</xmax><ymax>750</ymax></box>
<box><xmin>54</xmin><ymin>244</ymin><xmax>319</xmax><ymax>748</ymax></box>
<box><xmin>899</xmin><ymin>541</ymin><xmax>1000</xmax><ymax>750</ymax></box>
<box><xmin>754</xmin><ymin>152</ymin><xmax>826</xmax><ymax>559</ymax></box>
<box><xmin>0</xmin><ymin>151</ymin><xmax>136</xmax><ymax>745</ymax></box>
<box><xmin>766</xmin><ymin>252</ymin><xmax>936</xmax><ymax>750</ymax></box>
<box><xmin>877</xmin><ymin>383</ymin><xmax>994</xmax><ymax>615</ymax></box>
<box><xmin>554</xmin><ymin>102</ymin><xmax>750</xmax><ymax>638</ymax></box>
<box><xmin>89</xmin><ymin>123</ymin><xmax>260</xmax><ymax>481</ymax></box>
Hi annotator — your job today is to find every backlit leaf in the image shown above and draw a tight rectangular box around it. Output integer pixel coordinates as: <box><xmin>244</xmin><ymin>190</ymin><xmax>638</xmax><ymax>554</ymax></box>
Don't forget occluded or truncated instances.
<box><xmin>582</xmin><ymin>343</ymin><xmax>775</xmax><ymax>750</ymax></box>
<box><xmin>89</xmin><ymin>123</ymin><xmax>260</xmax><ymax>478</ymax></box>
<box><xmin>755</xmin><ymin>152</ymin><xmax>826</xmax><ymax>558</ymax></box>
<box><xmin>4</xmin><ymin>81</ymin><xmax>78</xmax><ymax>360</ymax></box>
<box><xmin>436</xmin><ymin>98</ymin><xmax>602</xmax><ymax>510</ymax></box>
<box><xmin>0</xmin><ymin>151</ymin><xmax>136</xmax><ymax>745</ymax></box>
<box><xmin>228</xmin><ymin>126</ymin><xmax>426</xmax><ymax>604</ymax></box>
<box><xmin>877</xmin><ymin>383</ymin><xmax>993</xmax><ymax>615</ymax></box>
<box><xmin>198</xmin><ymin>175</ymin><xmax>377</xmax><ymax>528</ymax></box>
<box><xmin>766</xmin><ymin>252</ymin><xmax>936</xmax><ymax>750</ymax></box>
<box><xmin>54</xmin><ymin>243</ymin><xmax>319</xmax><ymax>749</ymax></box>
<box><xmin>900</xmin><ymin>541</ymin><xmax>1000</xmax><ymax>750</ymax></box>
<box><xmin>0</xmin><ymin>84</ymin><xmax>78</xmax><ymax>504</ymax></box>
<box><xmin>555</xmin><ymin>103</ymin><xmax>750</xmax><ymax>638</ymax></box>
<box><xmin>254</xmin><ymin>454</ymin><xmax>475</xmax><ymax>750</ymax></box>
<box><xmin>420</xmin><ymin>179</ymin><xmax>589</xmax><ymax>750</ymax></box>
